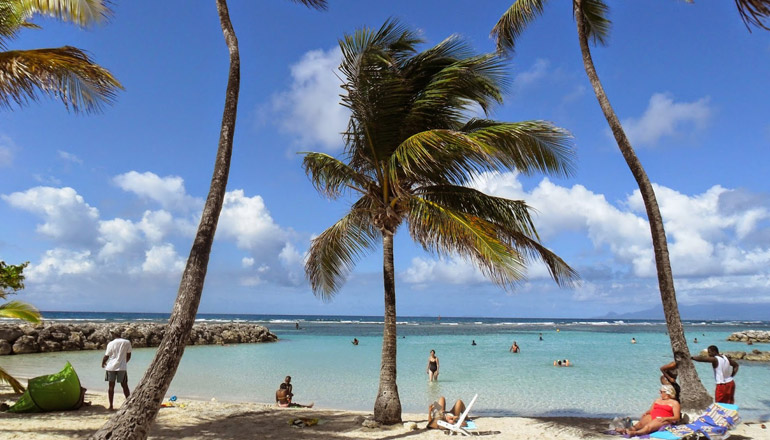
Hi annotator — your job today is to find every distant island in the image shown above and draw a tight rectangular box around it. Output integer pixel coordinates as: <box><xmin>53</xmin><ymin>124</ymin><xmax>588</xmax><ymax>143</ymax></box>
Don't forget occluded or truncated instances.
<box><xmin>600</xmin><ymin>303</ymin><xmax>770</xmax><ymax>321</ymax></box>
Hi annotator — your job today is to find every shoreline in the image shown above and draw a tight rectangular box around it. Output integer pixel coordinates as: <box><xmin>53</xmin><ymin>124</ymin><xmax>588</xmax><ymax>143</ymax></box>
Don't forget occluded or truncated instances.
<box><xmin>2</xmin><ymin>385</ymin><xmax>767</xmax><ymax>439</ymax></box>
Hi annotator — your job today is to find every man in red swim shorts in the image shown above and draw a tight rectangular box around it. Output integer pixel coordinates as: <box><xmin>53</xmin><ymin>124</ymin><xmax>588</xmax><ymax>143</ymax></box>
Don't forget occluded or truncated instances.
<box><xmin>692</xmin><ymin>345</ymin><xmax>739</xmax><ymax>404</ymax></box>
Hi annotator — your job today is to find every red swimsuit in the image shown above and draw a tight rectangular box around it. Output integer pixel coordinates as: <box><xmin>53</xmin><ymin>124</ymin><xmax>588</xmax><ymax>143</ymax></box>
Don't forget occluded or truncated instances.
<box><xmin>650</xmin><ymin>403</ymin><xmax>674</xmax><ymax>419</ymax></box>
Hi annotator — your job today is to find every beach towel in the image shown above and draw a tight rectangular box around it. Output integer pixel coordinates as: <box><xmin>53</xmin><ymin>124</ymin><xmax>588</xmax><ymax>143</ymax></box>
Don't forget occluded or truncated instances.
<box><xmin>650</xmin><ymin>403</ymin><xmax>740</xmax><ymax>440</ymax></box>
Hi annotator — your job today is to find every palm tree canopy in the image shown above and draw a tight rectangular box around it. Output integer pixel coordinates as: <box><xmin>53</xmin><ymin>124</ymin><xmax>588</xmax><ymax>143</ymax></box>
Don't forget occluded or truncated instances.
<box><xmin>491</xmin><ymin>0</ymin><xmax>611</xmax><ymax>55</ymax></box>
<box><xmin>0</xmin><ymin>0</ymin><xmax>122</xmax><ymax>113</ymax></box>
<box><xmin>288</xmin><ymin>0</ymin><xmax>327</xmax><ymax>11</ymax></box>
<box><xmin>303</xmin><ymin>18</ymin><xmax>579</xmax><ymax>301</ymax></box>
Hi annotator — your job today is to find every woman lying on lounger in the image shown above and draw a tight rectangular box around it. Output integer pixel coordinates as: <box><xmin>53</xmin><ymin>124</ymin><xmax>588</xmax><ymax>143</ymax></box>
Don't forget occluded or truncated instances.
<box><xmin>619</xmin><ymin>385</ymin><xmax>680</xmax><ymax>436</ymax></box>
<box><xmin>427</xmin><ymin>396</ymin><xmax>466</xmax><ymax>429</ymax></box>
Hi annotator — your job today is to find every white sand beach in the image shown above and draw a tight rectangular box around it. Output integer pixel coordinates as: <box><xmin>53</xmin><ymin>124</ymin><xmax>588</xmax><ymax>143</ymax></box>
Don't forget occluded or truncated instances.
<box><xmin>1</xmin><ymin>384</ymin><xmax>767</xmax><ymax>439</ymax></box>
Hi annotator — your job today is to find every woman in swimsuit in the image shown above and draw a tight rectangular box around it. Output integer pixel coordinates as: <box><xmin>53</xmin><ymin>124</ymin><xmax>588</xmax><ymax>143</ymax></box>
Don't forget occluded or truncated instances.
<box><xmin>620</xmin><ymin>384</ymin><xmax>680</xmax><ymax>436</ymax></box>
<box><xmin>427</xmin><ymin>350</ymin><xmax>439</xmax><ymax>381</ymax></box>
<box><xmin>427</xmin><ymin>396</ymin><xmax>466</xmax><ymax>429</ymax></box>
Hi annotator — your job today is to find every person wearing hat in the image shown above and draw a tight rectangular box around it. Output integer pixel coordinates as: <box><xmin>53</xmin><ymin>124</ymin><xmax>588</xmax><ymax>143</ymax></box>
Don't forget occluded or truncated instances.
<box><xmin>619</xmin><ymin>385</ymin><xmax>681</xmax><ymax>436</ymax></box>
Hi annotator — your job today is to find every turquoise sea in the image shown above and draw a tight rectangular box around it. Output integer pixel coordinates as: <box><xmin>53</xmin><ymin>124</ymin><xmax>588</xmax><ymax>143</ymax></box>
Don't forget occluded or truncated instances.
<box><xmin>2</xmin><ymin>313</ymin><xmax>769</xmax><ymax>422</ymax></box>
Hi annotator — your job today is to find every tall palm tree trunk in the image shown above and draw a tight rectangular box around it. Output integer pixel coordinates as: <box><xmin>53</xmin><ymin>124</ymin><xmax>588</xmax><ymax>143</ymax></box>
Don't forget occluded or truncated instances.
<box><xmin>373</xmin><ymin>231</ymin><xmax>402</xmax><ymax>424</ymax></box>
<box><xmin>575</xmin><ymin>0</ymin><xmax>712</xmax><ymax>412</ymax></box>
<box><xmin>90</xmin><ymin>1</ymin><xmax>240</xmax><ymax>438</ymax></box>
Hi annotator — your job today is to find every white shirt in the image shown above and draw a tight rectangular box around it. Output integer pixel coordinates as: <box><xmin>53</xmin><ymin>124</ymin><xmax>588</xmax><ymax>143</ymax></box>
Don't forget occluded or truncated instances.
<box><xmin>713</xmin><ymin>355</ymin><xmax>734</xmax><ymax>384</ymax></box>
<box><xmin>104</xmin><ymin>338</ymin><xmax>132</xmax><ymax>371</ymax></box>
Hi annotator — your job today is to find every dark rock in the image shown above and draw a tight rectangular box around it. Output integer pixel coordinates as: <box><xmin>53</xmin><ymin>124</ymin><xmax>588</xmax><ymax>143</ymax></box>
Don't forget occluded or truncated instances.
<box><xmin>13</xmin><ymin>335</ymin><xmax>39</xmax><ymax>354</ymax></box>
<box><xmin>0</xmin><ymin>339</ymin><xmax>11</xmax><ymax>355</ymax></box>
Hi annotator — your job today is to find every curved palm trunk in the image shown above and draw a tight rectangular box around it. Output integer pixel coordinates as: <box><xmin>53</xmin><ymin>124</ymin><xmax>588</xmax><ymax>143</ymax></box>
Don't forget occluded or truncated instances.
<box><xmin>90</xmin><ymin>1</ymin><xmax>240</xmax><ymax>438</ymax></box>
<box><xmin>574</xmin><ymin>0</ymin><xmax>711</xmax><ymax>412</ymax></box>
<box><xmin>373</xmin><ymin>231</ymin><xmax>402</xmax><ymax>424</ymax></box>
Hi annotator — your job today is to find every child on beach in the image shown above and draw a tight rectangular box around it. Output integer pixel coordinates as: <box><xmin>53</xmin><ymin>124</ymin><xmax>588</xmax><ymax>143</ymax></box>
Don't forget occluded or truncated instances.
<box><xmin>275</xmin><ymin>380</ymin><xmax>313</xmax><ymax>408</ymax></box>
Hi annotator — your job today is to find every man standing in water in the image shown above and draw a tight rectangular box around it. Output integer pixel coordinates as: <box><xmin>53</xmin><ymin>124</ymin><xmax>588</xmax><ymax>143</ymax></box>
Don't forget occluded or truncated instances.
<box><xmin>102</xmin><ymin>337</ymin><xmax>132</xmax><ymax>410</ymax></box>
<box><xmin>692</xmin><ymin>345</ymin><xmax>739</xmax><ymax>404</ymax></box>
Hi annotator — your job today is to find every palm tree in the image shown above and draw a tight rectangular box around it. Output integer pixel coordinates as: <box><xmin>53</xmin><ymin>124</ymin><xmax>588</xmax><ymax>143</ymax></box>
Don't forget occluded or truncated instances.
<box><xmin>303</xmin><ymin>19</ymin><xmax>579</xmax><ymax>424</ymax></box>
<box><xmin>491</xmin><ymin>0</ymin><xmax>713</xmax><ymax>411</ymax></box>
<box><xmin>732</xmin><ymin>0</ymin><xmax>769</xmax><ymax>30</ymax></box>
<box><xmin>0</xmin><ymin>0</ymin><xmax>122</xmax><ymax>113</ymax></box>
<box><xmin>1</xmin><ymin>261</ymin><xmax>42</xmax><ymax>394</ymax></box>
<box><xmin>90</xmin><ymin>1</ymin><xmax>326</xmax><ymax>438</ymax></box>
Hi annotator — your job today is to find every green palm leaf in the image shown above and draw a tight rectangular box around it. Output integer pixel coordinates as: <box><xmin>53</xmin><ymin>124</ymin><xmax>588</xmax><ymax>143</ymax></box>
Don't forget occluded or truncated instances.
<box><xmin>301</xmin><ymin>152</ymin><xmax>370</xmax><ymax>199</ymax></box>
<box><xmin>406</xmin><ymin>195</ymin><xmax>528</xmax><ymax>288</ymax></box>
<box><xmin>389</xmin><ymin>120</ymin><xmax>574</xmax><ymax>187</ymax></box>
<box><xmin>491</xmin><ymin>0</ymin><xmax>548</xmax><ymax>55</ymax></box>
<box><xmin>305</xmin><ymin>207</ymin><xmax>379</xmax><ymax>299</ymax></box>
<box><xmin>0</xmin><ymin>45</ymin><xmax>122</xmax><ymax>113</ymax></box>
<box><xmin>492</xmin><ymin>0</ymin><xmax>611</xmax><ymax>55</ymax></box>
<box><xmin>0</xmin><ymin>364</ymin><xmax>25</xmax><ymax>393</ymax></box>
<box><xmin>18</xmin><ymin>0</ymin><xmax>111</xmax><ymax>27</ymax></box>
<box><xmin>574</xmin><ymin>0</ymin><xmax>611</xmax><ymax>46</ymax></box>
<box><xmin>0</xmin><ymin>300</ymin><xmax>41</xmax><ymax>322</ymax></box>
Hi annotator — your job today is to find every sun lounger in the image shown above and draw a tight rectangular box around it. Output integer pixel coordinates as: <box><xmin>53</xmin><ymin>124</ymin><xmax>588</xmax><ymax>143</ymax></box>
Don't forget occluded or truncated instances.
<box><xmin>437</xmin><ymin>394</ymin><xmax>478</xmax><ymax>436</ymax></box>
<box><xmin>650</xmin><ymin>403</ymin><xmax>740</xmax><ymax>440</ymax></box>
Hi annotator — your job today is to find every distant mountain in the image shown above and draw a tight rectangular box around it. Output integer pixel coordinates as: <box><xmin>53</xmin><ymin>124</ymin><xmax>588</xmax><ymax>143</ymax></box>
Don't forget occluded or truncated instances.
<box><xmin>600</xmin><ymin>303</ymin><xmax>770</xmax><ymax>321</ymax></box>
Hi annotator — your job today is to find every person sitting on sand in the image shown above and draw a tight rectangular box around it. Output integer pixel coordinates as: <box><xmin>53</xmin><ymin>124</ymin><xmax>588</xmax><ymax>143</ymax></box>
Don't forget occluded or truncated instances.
<box><xmin>427</xmin><ymin>396</ymin><xmax>467</xmax><ymax>429</ymax></box>
<box><xmin>619</xmin><ymin>385</ymin><xmax>680</xmax><ymax>436</ymax></box>
<box><xmin>275</xmin><ymin>383</ymin><xmax>313</xmax><ymax>408</ymax></box>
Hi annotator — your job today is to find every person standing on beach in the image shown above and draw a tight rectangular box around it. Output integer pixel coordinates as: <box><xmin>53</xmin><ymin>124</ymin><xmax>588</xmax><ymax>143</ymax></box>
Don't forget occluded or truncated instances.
<box><xmin>692</xmin><ymin>345</ymin><xmax>739</xmax><ymax>404</ymax></box>
<box><xmin>427</xmin><ymin>350</ymin><xmax>440</xmax><ymax>381</ymax></box>
<box><xmin>102</xmin><ymin>337</ymin><xmax>132</xmax><ymax>410</ymax></box>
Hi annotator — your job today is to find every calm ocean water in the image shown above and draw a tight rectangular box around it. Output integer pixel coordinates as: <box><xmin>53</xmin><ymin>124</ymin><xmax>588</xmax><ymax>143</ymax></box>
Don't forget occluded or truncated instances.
<box><xmin>3</xmin><ymin>312</ymin><xmax>769</xmax><ymax>421</ymax></box>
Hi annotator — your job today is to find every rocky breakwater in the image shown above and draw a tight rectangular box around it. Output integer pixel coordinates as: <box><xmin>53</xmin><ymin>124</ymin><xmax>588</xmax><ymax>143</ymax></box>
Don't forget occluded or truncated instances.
<box><xmin>0</xmin><ymin>322</ymin><xmax>277</xmax><ymax>355</ymax></box>
<box><xmin>727</xmin><ymin>330</ymin><xmax>770</xmax><ymax>344</ymax></box>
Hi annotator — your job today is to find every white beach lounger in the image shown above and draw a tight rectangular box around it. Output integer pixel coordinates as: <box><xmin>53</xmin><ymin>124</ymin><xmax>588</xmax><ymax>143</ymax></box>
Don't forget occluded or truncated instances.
<box><xmin>437</xmin><ymin>394</ymin><xmax>478</xmax><ymax>436</ymax></box>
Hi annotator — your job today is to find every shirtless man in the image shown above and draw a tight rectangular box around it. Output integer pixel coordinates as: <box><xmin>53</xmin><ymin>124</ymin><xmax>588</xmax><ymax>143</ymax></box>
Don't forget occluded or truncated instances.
<box><xmin>275</xmin><ymin>378</ymin><xmax>313</xmax><ymax>408</ymax></box>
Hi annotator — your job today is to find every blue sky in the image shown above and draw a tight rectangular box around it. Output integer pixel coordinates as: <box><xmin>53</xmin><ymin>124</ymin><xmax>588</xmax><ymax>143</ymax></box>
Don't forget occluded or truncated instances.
<box><xmin>1</xmin><ymin>1</ymin><xmax>769</xmax><ymax>318</ymax></box>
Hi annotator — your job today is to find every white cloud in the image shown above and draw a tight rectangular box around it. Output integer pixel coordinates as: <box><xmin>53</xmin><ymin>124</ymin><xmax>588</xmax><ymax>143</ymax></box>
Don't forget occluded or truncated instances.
<box><xmin>621</xmin><ymin>93</ymin><xmax>712</xmax><ymax>146</ymax></box>
<box><xmin>113</xmin><ymin>171</ymin><xmax>199</xmax><ymax>211</ymax></box>
<box><xmin>402</xmin><ymin>256</ymin><xmax>486</xmax><ymax>286</ymax></box>
<box><xmin>0</xmin><ymin>134</ymin><xmax>14</xmax><ymax>166</ymax></box>
<box><xmin>402</xmin><ymin>172</ymin><xmax>770</xmax><ymax>304</ymax></box>
<box><xmin>268</xmin><ymin>47</ymin><xmax>348</xmax><ymax>151</ymax></box>
<box><xmin>2</xmin><ymin>186</ymin><xmax>100</xmax><ymax>246</ymax></box>
<box><xmin>27</xmin><ymin>249</ymin><xmax>95</xmax><ymax>279</ymax></box>
<box><xmin>58</xmin><ymin>150</ymin><xmax>83</xmax><ymax>164</ymax></box>
<box><xmin>142</xmin><ymin>244</ymin><xmax>185</xmax><ymax>274</ymax></box>
<box><xmin>514</xmin><ymin>58</ymin><xmax>550</xmax><ymax>88</ymax></box>
<box><xmin>98</xmin><ymin>218</ymin><xmax>142</xmax><ymax>259</ymax></box>
<box><xmin>242</xmin><ymin>257</ymin><xmax>255</xmax><ymax>268</ymax></box>
<box><xmin>217</xmin><ymin>190</ymin><xmax>287</xmax><ymax>252</ymax></box>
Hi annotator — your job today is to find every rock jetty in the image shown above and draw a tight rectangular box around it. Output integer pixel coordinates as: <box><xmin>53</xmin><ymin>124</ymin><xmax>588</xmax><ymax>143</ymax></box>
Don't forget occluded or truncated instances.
<box><xmin>727</xmin><ymin>330</ymin><xmax>770</xmax><ymax>344</ymax></box>
<box><xmin>0</xmin><ymin>322</ymin><xmax>277</xmax><ymax>355</ymax></box>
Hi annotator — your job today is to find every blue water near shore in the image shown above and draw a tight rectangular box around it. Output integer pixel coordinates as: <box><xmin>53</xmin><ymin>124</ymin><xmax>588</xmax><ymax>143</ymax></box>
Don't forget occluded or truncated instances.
<box><xmin>3</xmin><ymin>312</ymin><xmax>769</xmax><ymax>421</ymax></box>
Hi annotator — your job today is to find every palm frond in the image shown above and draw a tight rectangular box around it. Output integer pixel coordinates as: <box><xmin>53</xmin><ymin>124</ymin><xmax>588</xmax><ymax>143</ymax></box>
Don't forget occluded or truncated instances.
<box><xmin>735</xmin><ymin>0</ymin><xmax>770</xmax><ymax>30</ymax></box>
<box><xmin>406</xmin><ymin>195</ymin><xmax>529</xmax><ymax>289</ymax></box>
<box><xmin>0</xmin><ymin>365</ymin><xmax>25</xmax><ymax>393</ymax></box>
<box><xmin>0</xmin><ymin>300</ymin><xmax>42</xmax><ymax>322</ymax></box>
<box><xmin>491</xmin><ymin>0</ymin><xmax>548</xmax><ymax>56</ymax></box>
<box><xmin>417</xmin><ymin>185</ymin><xmax>539</xmax><ymax>238</ymax></box>
<box><xmin>288</xmin><ymin>0</ymin><xmax>328</xmax><ymax>11</ymax></box>
<box><xmin>389</xmin><ymin>121</ymin><xmax>575</xmax><ymax>187</ymax></box>
<box><xmin>301</xmin><ymin>152</ymin><xmax>370</xmax><ymax>199</ymax></box>
<box><xmin>408</xmin><ymin>190</ymin><xmax>579</xmax><ymax>288</ymax></box>
<box><xmin>406</xmin><ymin>52</ymin><xmax>508</xmax><ymax>130</ymax></box>
<box><xmin>306</xmin><ymin>208</ymin><xmax>379</xmax><ymax>300</ymax></box>
<box><xmin>0</xmin><ymin>46</ymin><xmax>123</xmax><ymax>113</ymax></box>
<box><xmin>573</xmin><ymin>0</ymin><xmax>611</xmax><ymax>46</ymax></box>
<box><xmin>18</xmin><ymin>0</ymin><xmax>111</xmax><ymax>27</ymax></box>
